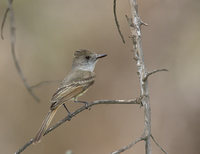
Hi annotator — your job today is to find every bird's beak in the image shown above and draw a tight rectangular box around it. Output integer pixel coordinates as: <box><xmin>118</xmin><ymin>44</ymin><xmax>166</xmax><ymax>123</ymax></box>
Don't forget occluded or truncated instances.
<box><xmin>96</xmin><ymin>54</ymin><xmax>107</xmax><ymax>59</ymax></box>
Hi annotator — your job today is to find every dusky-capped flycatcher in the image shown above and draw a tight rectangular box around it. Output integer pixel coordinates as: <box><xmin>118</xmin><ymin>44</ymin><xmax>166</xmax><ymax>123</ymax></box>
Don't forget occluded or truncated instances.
<box><xmin>33</xmin><ymin>49</ymin><xmax>107</xmax><ymax>143</ymax></box>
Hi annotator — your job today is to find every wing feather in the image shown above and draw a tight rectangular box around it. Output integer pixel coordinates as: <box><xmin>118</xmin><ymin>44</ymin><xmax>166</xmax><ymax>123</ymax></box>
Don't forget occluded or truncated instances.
<box><xmin>50</xmin><ymin>76</ymin><xmax>94</xmax><ymax>109</ymax></box>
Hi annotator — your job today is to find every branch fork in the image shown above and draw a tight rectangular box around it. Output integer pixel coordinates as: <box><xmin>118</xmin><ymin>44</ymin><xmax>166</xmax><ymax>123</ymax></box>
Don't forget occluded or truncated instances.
<box><xmin>112</xmin><ymin>132</ymin><xmax>167</xmax><ymax>154</ymax></box>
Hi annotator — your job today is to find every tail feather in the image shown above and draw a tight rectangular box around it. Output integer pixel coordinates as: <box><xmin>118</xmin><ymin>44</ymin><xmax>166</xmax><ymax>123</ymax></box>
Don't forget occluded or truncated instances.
<box><xmin>33</xmin><ymin>109</ymin><xmax>57</xmax><ymax>143</ymax></box>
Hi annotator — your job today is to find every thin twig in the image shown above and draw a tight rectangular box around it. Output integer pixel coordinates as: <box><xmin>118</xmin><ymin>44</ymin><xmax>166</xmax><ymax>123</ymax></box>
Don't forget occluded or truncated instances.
<box><xmin>113</xmin><ymin>0</ymin><xmax>125</xmax><ymax>44</ymax></box>
<box><xmin>30</xmin><ymin>80</ymin><xmax>61</xmax><ymax>89</ymax></box>
<box><xmin>7</xmin><ymin>0</ymin><xmax>40</xmax><ymax>102</ymax></box>
<box><xmin>1</xmin><ymin>0</ymin><xmax>14</xmax><ymax>39</ymax></box>
<box><xmin>1</xmin><ymin>1</ymin><xmax>11</xmax><ymax>39</ymax></box>
<box><xmin>14</xmin><ymin>139</ymin><xmax>34</xmax><ymax>154</ymax></box>
<box><xmin>15</xmin><ymin>99</ymin><xmax>140</xmax><ymax>154</ymax></box>
<box><xmin>150</xmin><ymin>134</ymin><xmax>167</xmax><ymax>154</ymax></box>
<box><xmin>1</xmin><ymin>8</ymin><xmax>9</xmax><ymax>39</ymax></box>
<box><xmin>111</xmin><ymin>136</ymin><xmax>145</xmax><ymax>154</ymax></box>
<box><xmin>143</xmin><ymin>69</ymin><xmax>168</xmax><ymax>81</ymax></box>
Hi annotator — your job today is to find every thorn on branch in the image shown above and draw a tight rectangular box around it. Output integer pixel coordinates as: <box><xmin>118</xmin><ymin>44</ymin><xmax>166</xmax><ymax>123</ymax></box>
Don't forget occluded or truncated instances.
<box><xmin>140</xmin><ymin>19</ymin><xmax>148</xmax><ymax>27</ymax></box>
<box><xmin>113</xmin><ymin>0</ymin><xmax>125</xmax><ymax>44</ymax></box>
<box><xmin>143</xmin><ymin>69</ymin><xmax>168</xmax><ymax>81</ymax></box>
<box><xmin>151</xmin><ymin>134</ymin><xmax>168</xmax><ymax>154</ymax></box>
<box><xmin>133</xmin><ymin>50</ymin><xmax>139</xmax><ymax>61</ymax></box>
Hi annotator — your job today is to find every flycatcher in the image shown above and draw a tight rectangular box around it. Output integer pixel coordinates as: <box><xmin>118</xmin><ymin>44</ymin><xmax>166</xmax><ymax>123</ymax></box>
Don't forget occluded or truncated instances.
<box><xmin>33</xmin><ymin>49</ymin><xmax>107</xmax><ymax>143</ymax></box>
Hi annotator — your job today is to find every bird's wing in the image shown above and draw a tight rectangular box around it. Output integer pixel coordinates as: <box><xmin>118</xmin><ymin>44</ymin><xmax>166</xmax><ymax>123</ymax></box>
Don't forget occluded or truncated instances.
<box><xmin>50</xmin><ymin>76</ymin><xmax>94</xmax><ymax>110</ymax></box>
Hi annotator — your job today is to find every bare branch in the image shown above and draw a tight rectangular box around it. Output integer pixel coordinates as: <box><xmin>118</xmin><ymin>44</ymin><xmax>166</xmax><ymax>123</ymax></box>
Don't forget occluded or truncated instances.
<box><xmin>113</xmin><ymin>0</ymin><xmax>125</xmax><ymax>44</ymax></box>
<box><xmin>15</xmin><ymin>99</ymin><xmax>140</xmax><ymax>154</ymax></box>
<box><xmin>30</xmin><ymin>80</ymin><xmax>61</xmax><ymax>89</ymax></box>
<box><xmin>150</xmin><ymin>134</ymin><xmax>167</xmax><ymax>154</ymax></box>
<box><xmin>111</xmin><ymin>136</ymin><xmax>145</xmax><ymax>154</ymax></box>
<box><xmin>115</xmin><ymin>1</ymin><xmax>167</xmax><ymax>154</ymax></box>
<box><xmin>143</xmin><ymin>69</ymin><xmax>168</xmax><ymax>81</ymax></box>
<box><xmin>1</xmin><ymin>0</ymin><xmax>14</xmax><ymax>39</ymax></box>
<box><xmin>128</xmin><ymin>0</ymin><xmax>152</xmax><ymax>153</ymax></box>
<box><xmin>7</xmin><ymin>0</ymin><xmax>40</xmax><ymax>102</ymax></box>
<box><xmin>14</xmin><ymin>139</ymin><xmax>33</xmax><ymax>154</ymax></box>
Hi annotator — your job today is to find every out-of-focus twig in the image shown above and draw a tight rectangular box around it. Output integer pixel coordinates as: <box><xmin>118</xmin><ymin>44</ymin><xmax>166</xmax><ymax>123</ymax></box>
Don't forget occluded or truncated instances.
<box><xmin>1</xmin><ymin>0</ymin><xmax>13</xmax><ymax>39</ymax></box>
<box><xmin>113</xmin><ymin>0</ymin><xmax>125</xmax><ymax>44</ymax></box>
<box><xmin>15</xmin><ymin>99</ymin><xmax>140</xmax><ymax>154</ymax></box>
<box><xmin>30</xmin><ymin>80</ymin><xmax>61</xmax><ymax>89</ymax></box>
<box><xmin>7</xmin><ymin>0</ymin><xmax>40</xmax><ymax>102</ymax></box>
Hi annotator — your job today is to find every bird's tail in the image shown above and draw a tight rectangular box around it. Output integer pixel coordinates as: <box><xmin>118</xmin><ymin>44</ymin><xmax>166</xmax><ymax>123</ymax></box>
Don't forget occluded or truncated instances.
<box><xmin>33</xmin><ymin>109</ymin><xmax>57</xmax><ymax>144</ymax></box>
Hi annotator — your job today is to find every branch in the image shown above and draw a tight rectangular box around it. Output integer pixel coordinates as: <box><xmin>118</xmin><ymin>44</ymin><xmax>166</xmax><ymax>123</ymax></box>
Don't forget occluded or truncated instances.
<box><xmin>150</xmin><ymin>134</ymin><xmax>167</xmax><ymax>154</ymax></box>
<box><xmin>15</xmin><ymin>99</ymin><xmax>140</xmax><ymax>154</ymax></box>
<box><xmin>7</xmin><ymin>0</ymin><xmax>40</xmax><ymax>102</ymax></box>
<box><xmin>30</xmin><ymin>80</ymin><xmax>61</xmax><ymax>89</ymax></box>
<box><xmin>127</xmin><ymin>0</ymin><xmax>152</xmax><ymax>154</ymax></box>
<box><xmin>1</xmin><ymin>0</ymin><xmax>14</xmax><ymax>39</ymax></box>
<box><xmin>111</xmin><ymin>136</ymin><xmax>145</xmax><ymax>154</ymax></box>
<box><xmin>115</xmin><ymin>1</ymin><xmax>167</xmax><ymax>154</ymax></box>
<box><xmin>113</xmin><ymin>0</ymin><xmax>125</xmax><ymax>44</ymax></box>
<box><xmin>3</xmin><ymin>1</ymin><xmax>61</xmax><ymax>102</ymax></box>
<box><xmin>143</xmin><ymin>69</ymin><xmax>168</xmax><ymax>81</ymax></box>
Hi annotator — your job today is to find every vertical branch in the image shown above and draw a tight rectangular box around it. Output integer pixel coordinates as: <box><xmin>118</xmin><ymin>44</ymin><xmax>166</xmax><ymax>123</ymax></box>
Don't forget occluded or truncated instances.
<box><xmin>7</xmin><ymin>0</ymin><xmax>40</xmax><ymax>102</ymax></box>
<box><xmin>128</xmin><ymin>0</ymin><xmax>151</xmax><ymax>154</ymax></box>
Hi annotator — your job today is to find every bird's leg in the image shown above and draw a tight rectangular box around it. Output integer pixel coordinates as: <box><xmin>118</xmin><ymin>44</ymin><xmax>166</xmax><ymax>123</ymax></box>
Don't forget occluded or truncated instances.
<box><xmin>74</xmin><ymin>100</ymin><xmax>90</xmax><ymax>109</ymax></box>
<box><xmin>62</xmin><ymin>103</ymin><xmax>72</xmax><ymax>119</ymax></box>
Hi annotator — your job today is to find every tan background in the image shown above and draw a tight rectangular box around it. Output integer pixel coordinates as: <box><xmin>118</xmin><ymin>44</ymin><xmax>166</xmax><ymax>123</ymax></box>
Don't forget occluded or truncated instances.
<box><xmin>0</xmin><ymin>0</ymin><xmax>200</xmax><ymax>154</ymax></box>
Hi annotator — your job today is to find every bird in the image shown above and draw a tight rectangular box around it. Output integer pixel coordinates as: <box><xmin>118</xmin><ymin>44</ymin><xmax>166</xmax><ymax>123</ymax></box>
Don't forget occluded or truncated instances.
<box><xmin>33</xmin><ymin>49</ymin><xmax>107</xmax><ymax>143</ymax></box>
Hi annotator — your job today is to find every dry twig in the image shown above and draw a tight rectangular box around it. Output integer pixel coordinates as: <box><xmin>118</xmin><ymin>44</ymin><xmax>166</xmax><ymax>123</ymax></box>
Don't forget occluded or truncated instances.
<box><xmin>113</xmin><ymin>0</ymin><xmax>125</xmax><ymax>44</ymax></box>
<box><xmin>111</xmin><ymin>137</ymin><xmax>145</xmax><ymax>154</ymax></box>
<box><xmin>1</xmin><ymin>0</ymin><xmax>14</xmax><ymax>39</ymax></box>
<box><xmin>143</xmin><ymin>69</ymin><xmax>168</xmax><ymax>81</ymax></box>
<box><xmin>30</xmin><ymin>80</ymin><xmax>61</xmax><ymax>89</ymax></box>
<box><xmin>151</xmin><ymin>134</ymin><xmax>167</xmax><ymax>154</ymax></box>
<box><xmin>3</xmin><ymin>0</ymin><xmax>45</xmax><ymax>102</ymax></box>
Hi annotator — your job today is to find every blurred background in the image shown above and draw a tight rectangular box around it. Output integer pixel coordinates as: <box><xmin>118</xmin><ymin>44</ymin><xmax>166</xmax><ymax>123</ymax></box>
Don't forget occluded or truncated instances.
<box><xmin>0</xmin><ymin>0</ymin><xmax>200</xmax><ymax>154</ymax></box>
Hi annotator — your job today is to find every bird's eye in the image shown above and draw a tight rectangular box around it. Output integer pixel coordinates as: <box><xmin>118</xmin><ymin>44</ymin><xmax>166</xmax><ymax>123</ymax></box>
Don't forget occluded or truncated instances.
<box><xmin>85</xmin><ymin>56</ymin><xmax>90</xmax><ymax>60</ymax></box>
